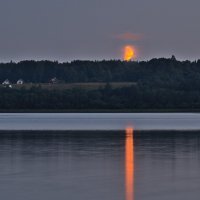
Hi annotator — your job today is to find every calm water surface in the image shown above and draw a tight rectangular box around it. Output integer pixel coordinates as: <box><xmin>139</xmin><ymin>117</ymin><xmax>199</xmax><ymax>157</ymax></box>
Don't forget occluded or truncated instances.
<box><xmin>1</xmin><ymin>113</ymin><xmax>200</xmax><ymax>130</ymax></box>
<box><xmin>0</xmin><ymin>131</ymin><xmax>200</xmax><ymax>200</ymax></box>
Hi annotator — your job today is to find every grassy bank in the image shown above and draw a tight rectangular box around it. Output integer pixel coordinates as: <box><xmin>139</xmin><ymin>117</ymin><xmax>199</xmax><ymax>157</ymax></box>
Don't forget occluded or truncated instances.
<box><xmin>1</xmin><ymin>82</ymin><xmax>136</xmax><ymax>90</ymax></box>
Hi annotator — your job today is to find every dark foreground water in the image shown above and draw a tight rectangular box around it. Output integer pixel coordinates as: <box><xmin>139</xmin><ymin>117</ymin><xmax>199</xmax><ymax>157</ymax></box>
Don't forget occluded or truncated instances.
<box><xmin>0</xmin><ymin>131</ymin><xmax>200</xmax><ymax>200</ymax></box>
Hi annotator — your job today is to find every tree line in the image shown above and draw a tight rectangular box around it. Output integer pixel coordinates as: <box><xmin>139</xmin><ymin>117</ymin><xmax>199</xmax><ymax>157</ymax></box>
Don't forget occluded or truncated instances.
<box><xmin>0</xmin><ymin>83</ymin><xmax>199</xmax><ymax>111</ymax></box>
<box><xmin>0</xmin><ymin>57</ymin><xmax>199</xmax><ymax>111</ymax></box>
<box><xmin>0</xmin><ymin>58</ymin><xmax>199</xmax><ymax>86</ymax></box>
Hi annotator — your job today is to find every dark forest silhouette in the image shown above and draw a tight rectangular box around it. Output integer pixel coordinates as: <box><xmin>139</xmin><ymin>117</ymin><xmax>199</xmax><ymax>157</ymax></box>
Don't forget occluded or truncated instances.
<box><xmin>0</xmin><ymin>57</ymin><xmax>200</xmax><ymax>111</ymax></box>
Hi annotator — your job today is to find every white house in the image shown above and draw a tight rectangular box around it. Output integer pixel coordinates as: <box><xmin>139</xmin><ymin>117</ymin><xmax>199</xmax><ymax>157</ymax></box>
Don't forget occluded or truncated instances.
<box><xmin>17</xmin><ymin>79</ymin><xmax>24</xmax><ymax>85</ymax></box>
<box><xmin>2</xmin><ymin>79</ymin><xmax>10</xmax><ymax>85</ymax></box>
<box><xmin>50</xmin><ymin>77</ymin><xmax>58</xmax><ymax>84</ymax></box>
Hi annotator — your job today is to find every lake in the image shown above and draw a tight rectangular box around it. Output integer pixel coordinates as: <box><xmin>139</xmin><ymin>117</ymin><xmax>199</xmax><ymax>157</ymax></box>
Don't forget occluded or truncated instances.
<box><xmin>0</xmin><ymin>130</ymin><xmax>200</xmax><ymax>200</ymax></box>
<box><xmin>1</xmin><ymin>113</ymin><xmax>200</xmax><ymax>200</ymax></box>
<box><xmin>1</xmin><ymin>113</ymin><xmax>200</xmax><ymax>130</ymax></box>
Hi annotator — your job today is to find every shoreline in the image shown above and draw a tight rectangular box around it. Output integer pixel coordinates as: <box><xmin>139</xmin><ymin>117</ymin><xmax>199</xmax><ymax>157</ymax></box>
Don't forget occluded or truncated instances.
<box><xmin>0</xmin><ymin>109</ymin><xmax>200</xmax><ymax>113</ymax></box>
<box><xmin>0</xmin><ymin>130</ymin><xmax>200</xmax><ymax>133</ymax></box>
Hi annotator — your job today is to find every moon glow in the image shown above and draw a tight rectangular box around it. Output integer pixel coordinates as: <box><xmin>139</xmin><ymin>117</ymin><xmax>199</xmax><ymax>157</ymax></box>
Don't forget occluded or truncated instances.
<box><xmin>123</xmin><ymin>45</ymin><xmax>136</xmax><ymax>61</ymax></box>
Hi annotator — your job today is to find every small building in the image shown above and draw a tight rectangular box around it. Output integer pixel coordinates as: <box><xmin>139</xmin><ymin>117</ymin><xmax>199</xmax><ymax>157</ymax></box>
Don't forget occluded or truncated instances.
<box><xmin>17</xmin><ymin>79</ymin><xmax>24</xmax><ymax>85</ymax></box>
<box><xmin>50</xmin><ymin>77</ymin><xmax>58</xmax><ymax>84</ymax></box>
<box><xmin>2</xmin><ymin>79</ymin><xmax>10</xmax><ymax>85</ymax></box>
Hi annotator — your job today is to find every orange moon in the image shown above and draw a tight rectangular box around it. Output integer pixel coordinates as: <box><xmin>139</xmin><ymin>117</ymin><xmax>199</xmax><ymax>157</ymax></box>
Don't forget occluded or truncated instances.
<box><xmin>123</xmin><ymin>45</ymin><xmax>136</xmax><ymax>61</ymax></box>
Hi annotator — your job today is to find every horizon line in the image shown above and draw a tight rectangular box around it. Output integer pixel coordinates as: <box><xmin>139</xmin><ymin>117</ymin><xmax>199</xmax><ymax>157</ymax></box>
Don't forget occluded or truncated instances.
<box><xmin>0</xmin><ymin>56</ymin><xmax>200</xmax><ymax>64</ymax></box>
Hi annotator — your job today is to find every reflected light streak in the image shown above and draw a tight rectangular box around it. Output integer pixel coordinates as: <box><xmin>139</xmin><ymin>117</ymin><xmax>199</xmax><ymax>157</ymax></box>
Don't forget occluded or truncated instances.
<box><xmin>125</xmin><ymin>127</ymin><xmax>134</xmax><ymax>200</ymax></box>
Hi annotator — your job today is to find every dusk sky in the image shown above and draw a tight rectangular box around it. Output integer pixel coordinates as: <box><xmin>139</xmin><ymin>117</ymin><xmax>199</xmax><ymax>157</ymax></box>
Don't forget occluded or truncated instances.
<box><xmin>0</xmin><ymin>0</ymin><xmax>200</xmax><ymax>62</ymax></box>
